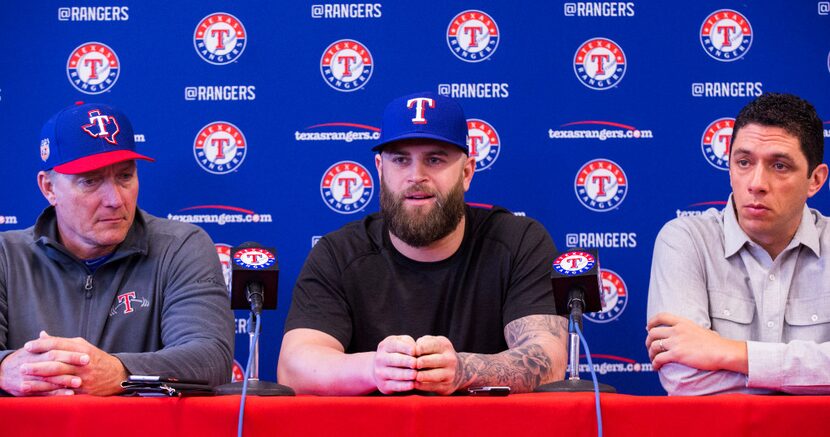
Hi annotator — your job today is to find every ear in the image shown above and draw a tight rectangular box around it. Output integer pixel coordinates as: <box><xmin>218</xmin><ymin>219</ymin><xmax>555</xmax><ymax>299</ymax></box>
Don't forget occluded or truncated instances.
<box><xmin>462</xmin><ymin>155</ymin><xmax>475</xmax><ymax>192</ymax></box>
<box><xmin>37</xmin><ymin>171</ymin><xmax>58</xmax><ymax>206</ymax></box>
<box><xmin>807</xmin><ymin>163</ymin><xmax>829</xmax><ymax>198</ymax></box>
<box><xmin>374</xmin><ymin>153</ymin><xmax>383</xmax><ymax>182</ymax></box>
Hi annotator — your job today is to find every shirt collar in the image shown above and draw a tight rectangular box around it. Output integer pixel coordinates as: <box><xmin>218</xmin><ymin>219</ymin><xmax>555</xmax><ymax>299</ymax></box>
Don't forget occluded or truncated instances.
<box><xmin>722</xmin><ymin>194</ymin><xmax>820</xmax><ymax>258</ymax></box>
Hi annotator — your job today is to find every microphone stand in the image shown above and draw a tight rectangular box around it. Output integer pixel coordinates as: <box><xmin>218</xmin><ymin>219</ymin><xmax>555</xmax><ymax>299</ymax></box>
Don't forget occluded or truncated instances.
<box><xmin>216</xmin><ymin>284</ymin><xmax>294</xmax><ymax>396</ymax></box>
<box><xmin>535</xmin><ymin>288</ymin><xmax>615</xmax><ymax>393</ymax></box>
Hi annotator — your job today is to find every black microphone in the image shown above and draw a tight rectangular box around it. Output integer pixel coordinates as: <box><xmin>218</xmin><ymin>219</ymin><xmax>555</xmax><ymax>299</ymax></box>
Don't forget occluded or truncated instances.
<box><xmin>230</xmin><ymin>242</ymin><xmax>279</xmax><ymax>314</ymax></box>
<box><xmin>550</xmin><ymin>249</ymin><xmax>603</xmax><ymax>330</ymax></box>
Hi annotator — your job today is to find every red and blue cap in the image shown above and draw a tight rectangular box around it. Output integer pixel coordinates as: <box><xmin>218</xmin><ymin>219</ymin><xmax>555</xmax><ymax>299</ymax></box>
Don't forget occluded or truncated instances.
<box><xmin>39</xmin><ymin>102</ymin><xmax>154</xmax><ymax>174</ymax></box>
<box><xmin>372</xmin><ymin>92</ymin><xmax>469</xmax><ymax>154</ymax></box>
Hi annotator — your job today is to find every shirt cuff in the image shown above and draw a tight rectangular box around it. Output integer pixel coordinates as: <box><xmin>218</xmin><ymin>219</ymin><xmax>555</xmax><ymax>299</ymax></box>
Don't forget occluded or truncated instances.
<box><xmin>746</xmin><ymin>340</ymin><xmax>786</xmax><ymax>390</ymax></box>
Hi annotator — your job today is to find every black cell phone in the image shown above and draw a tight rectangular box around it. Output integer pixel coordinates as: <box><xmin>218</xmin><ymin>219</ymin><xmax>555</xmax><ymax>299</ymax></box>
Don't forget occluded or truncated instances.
<box><xmin>127</xmin><ymin>375</ymin><xmax>209</xmax><ymax>385</ymax></box>
<box><xmin>467</xmin><ymin>386</ymin><xmax>511</xmax><ymax>396</ymax></box>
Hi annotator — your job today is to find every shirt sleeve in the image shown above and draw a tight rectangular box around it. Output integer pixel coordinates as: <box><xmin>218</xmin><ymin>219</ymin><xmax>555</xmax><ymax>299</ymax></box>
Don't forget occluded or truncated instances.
<box><xmin>112</xmin><ymin>227</ymin><xmax>234</xmax><ymax>387</ymax></box>
<box><xmin>747</xmin><ymin>340</ymin><xmax>830</xmax><ymax>394</ymax></box>
<box><xmin>0</xmin><ymin>244</ymin><xmax>12</xmax><ymax>364</ymax></box>
<box><xmin>501</xmin><ymin>219</ymin><xmax>559</xmax><ymax>327</ymax></box>
<box><xmin>647</xmin><ymin>219</ymin><xmax>752</xmax><ymax>395</ymax></box>
<box><xmin>283</xmin><ymin>236</ymin><xmax>353</xmax><ymax>349</ymax></box>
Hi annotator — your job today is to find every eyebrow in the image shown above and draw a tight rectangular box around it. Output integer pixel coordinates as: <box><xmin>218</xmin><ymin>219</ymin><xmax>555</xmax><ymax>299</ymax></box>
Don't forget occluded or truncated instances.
<box><xmin>732</xmin><ymin>147</ymin><xmax>796</xmax><ymax>162</ymax></box>
<box><xmin>386</xmin><ymin>149</ymin><xmax>450</xmax><ymax>157</ymax></box>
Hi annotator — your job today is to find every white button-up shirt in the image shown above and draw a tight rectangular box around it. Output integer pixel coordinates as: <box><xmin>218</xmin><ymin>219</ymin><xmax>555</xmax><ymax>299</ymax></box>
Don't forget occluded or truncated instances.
<box><xmin>647</xmin><ymin>195</ymin><xmax>830</xmax><ymax>395</ymax></box>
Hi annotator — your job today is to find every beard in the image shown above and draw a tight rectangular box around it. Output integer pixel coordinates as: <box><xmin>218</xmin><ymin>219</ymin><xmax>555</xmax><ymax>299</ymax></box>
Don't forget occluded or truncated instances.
<box><xmin>380</xmin><ymin>176</ymin><xmax>466</xmax><ymax>248</ymax></box>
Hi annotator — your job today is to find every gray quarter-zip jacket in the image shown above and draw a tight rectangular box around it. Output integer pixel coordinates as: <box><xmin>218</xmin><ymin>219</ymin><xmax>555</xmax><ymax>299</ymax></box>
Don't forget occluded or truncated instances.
<box><xmin>0</xmin><ymin>207</ymin><xmax>234</xmax><ymax>387</ymax></box>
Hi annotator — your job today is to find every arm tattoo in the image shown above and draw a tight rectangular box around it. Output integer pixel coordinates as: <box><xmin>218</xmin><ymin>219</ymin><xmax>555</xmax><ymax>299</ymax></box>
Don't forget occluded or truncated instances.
<box><xmin>453</xmin><ymin>315</ymin><xmax>568</xmax><ymax>393</ymax></box>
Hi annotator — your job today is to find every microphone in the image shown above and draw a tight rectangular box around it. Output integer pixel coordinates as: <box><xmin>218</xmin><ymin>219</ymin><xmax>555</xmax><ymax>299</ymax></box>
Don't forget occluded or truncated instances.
<box><xmin>230</xmin><ymin>242</ymin><xmax>279</xmax><ymax>314</ymax></box>
<box><xmin>550</xmin><ymin>249</ymin><xmax>603</xmax><ymax>330</ymax></box>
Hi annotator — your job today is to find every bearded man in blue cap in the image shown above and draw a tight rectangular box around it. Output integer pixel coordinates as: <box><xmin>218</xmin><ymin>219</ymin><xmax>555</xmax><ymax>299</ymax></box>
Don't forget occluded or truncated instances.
<box><xmin>0</xmin><ymin>103</ymin><xmax>233</xmax><ymax>396</ymax></box>
<box><xmin>279</xmin><ymin>92</ymin><xmax>567</xmax><ymax>395</ymax></box>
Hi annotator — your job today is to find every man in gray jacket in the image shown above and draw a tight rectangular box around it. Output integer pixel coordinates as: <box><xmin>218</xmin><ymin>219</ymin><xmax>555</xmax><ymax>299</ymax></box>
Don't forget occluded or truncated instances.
<box><xmin>0</xmin><ymin>103</ymin><xmax>233</xmax><ymax>396</ymax></box>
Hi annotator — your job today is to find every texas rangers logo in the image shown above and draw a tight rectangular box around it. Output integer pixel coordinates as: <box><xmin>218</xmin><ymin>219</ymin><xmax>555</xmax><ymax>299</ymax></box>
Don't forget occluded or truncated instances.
<box><xmin>66</xmin><ymin>42</ymin><xmax>120</xmax><ymax>94</ymax></box>
<box><xmin>446</xmin><ymin>10</ymin><xmax>500</xmax><ymax>62</ymax></box>
<box><xmin>552</xmin><ymin>251</ymin><xmax>596</xmax><ymax>276</ymax></box>
<box><xmin>467</xmin><ymin>119</ymin><xmax>500</xmax><ymax>172</ymax></box>
<box><xmin>193</xmin><ymin>122</ymin><xmax>247</xmax><ymax>174</ymax></box>
<box><xmin>109</xmin><ymin>291</ymin><xmax>150</xmax><ymax>317</ymax></box>
<box><xmin>574</xmin><ymin>159</ymin><xmax>628</xmax><ymax>212</ymax></box>
<box><xmin>408</xmin><ymin>97</ymin><xmax>434</xmax><ymax>124</ymax></box>
<box><xmin>701</xmin><ymin>118</ymin><xmax>734</xmax><ymax>171</ymax></box>
<box><xmin>81</xmin><ymin>109</ymin><xmax>120</xmax><ymax>144</ymax></box>
<box><xmin>320</xmin><ymin>39</ymin><xmax>373</xmax><ymax>92</ymax></box>
<box><xmin>700</xmin><ymin>9</ymin><xmax>752</xmax><ymax>61</ymax></box>
<box><xmin>233</xmin><ymin>247</ymin><xmax>276</xmax><ymax>270</ymax></box>
<box><xmin>585</xmin><ymin>269</ymin><xmax>628</xmax><ymax>323</ymax></box>
<box><xmin>194</xmin><ymin>13</ymin><xmax>247</xmax><ymax>65</ymax></box>
<box><xmin>216</xmin><ymin>243</ymin><xmax>232</xmax><ymax>295</ymax></box>
<box><xmin>40</xmin><ymin>139</ymin><xmax>50</xmax><ymax>162</ymax></box>
<box><xmin>574</xmin><ymin>38</ymin><xmax>626</xmax><ymax>90</ymax></box>
<box><xmin>320</xmin><ymin>161</ymin><xmax>374</xmax><ymax>214</ymax></box>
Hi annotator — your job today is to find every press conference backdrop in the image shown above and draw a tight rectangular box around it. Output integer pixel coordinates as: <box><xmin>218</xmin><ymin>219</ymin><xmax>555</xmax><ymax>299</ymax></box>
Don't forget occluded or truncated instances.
<box><xmin>1</xmin><ymin>1</ymin><xmax>829</xmax><ymax>395</ymax></box>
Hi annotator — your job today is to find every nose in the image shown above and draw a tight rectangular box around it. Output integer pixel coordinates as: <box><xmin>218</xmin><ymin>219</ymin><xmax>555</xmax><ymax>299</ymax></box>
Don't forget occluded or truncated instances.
<box><xmin>407</xmin><ymin>160</ymin><xmax>428</xmax><ymax>184</ymax></box>
<box><xmin>100</xmin><ymin>178</ymin><xmax>125</xmax><ymax>208</ymax></box>
<box><xmin>747</xmin><ymin>164</ymin><xmax>769</xmax><ymax>194</ymax></box>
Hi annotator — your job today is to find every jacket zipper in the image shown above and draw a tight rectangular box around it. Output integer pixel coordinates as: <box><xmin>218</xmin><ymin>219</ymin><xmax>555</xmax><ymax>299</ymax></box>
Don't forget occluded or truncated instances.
<box><xmin>81</xmin><ymin>274</ymin><xmax>94</xmax><ymax>338</ymax></box>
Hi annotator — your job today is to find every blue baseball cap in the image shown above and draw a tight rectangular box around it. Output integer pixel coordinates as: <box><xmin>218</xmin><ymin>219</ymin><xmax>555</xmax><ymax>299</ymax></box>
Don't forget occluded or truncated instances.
<box><xmin>39</xmin><ymin>102</ymin><xmax>154</xmax><ymax>174</ymax></box>
<box><xmin>372</xmin><ymin>92</ymin><xmax>469</xmax><ymax>154</ymax></box>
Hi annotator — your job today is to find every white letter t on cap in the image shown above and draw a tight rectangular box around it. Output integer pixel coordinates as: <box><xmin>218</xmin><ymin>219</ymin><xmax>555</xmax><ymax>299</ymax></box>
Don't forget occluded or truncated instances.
<box><xmin>407</xmin><ymin>97</ymin><xmax>435</xmax><ymax>125</ymax></box>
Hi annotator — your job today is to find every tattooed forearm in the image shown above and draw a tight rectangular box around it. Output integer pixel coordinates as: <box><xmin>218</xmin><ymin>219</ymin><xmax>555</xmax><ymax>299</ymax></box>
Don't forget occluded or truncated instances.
<box><xmin>452</xmin><ymin>315</ymin><xmax>568</xmax><ymax>393</ymax></box>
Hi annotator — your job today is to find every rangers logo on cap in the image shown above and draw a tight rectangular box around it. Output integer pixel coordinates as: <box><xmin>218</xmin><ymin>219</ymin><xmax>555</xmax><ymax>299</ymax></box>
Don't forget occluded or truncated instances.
<box><xmin>194</xmin><ymin>122</ymin><xmax>247</xmax><ymax>174</ymax></box>
<box><xmin>447</xmin><ymin>10</ymin><xmax>500</xmax><ymax>62</ymax></box>
<box><xmin>40</xmin><ymin>139</ymin><xmax>50</xmax><ymax>162</ymax></box>
<box><xmin>585</xmin><ymin>269</ymin><xmax>628</xmax><ymax>323</ymax></box>
<box><xmin>194</xmin><ymin>13</ymin><xmax>247</xmax><ymax>65</ymax></box>
<box><xmin>320</xmin><ymin>161</ymin><xmax>374</xmax><ymax>214</ymax></box>
<box><xmin>574</xmin><ymin>38</ymin><xmax>626</xmax><ymax>90</ymax></box>
<box><xmin>467</xmin><ymin>119</ymin><xmax>500</xmax><ymax>172</ymax></box>
<box><xmin>575</xmin><ymin>159</ymin><xmax>628</xmax><ymax>212</ymax></box>
<box><xmin>320</xmin><ymin>39</ymin><xmax>373</xmax><ymax>92</ymax></box>
<box><xmin>233</xmin><ymin>247</ymin><xmax>276</xmax><ymax>269</ymax></box>
<box><xmin>553</xmin><ymin>251</ymin><xmax>596</xmax><ymax>276</ymax></box>
<box><xmin>700</xmin><ymin>9</ymin><xmax>752</xmax><ymax>62</ymax></box>
<box><xmin>701</xmin><ymin>118</ymin><xmax>734</xmax><ymax>171</ymax></box>
<box><xmin>66</xmin><ymin>42</ymin><xmax>120</xmax><ymax>95</ymax></box>
<box><xmin>81</xmin><ymin>109</ymin><xmax>121</xmax><ymax>144</ymax></box>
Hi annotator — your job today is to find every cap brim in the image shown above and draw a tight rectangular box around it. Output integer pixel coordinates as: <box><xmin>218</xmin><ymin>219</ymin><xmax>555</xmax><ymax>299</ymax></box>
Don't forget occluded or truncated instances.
<box><xmin>53</xmin><ymin>150</ymin><xmax>155</xmax><ymax>175</ymax></box>
<box><xmin>372</xmin><ymin>132</ymin><xmax>468</xmax><ymax>153</ymax></box>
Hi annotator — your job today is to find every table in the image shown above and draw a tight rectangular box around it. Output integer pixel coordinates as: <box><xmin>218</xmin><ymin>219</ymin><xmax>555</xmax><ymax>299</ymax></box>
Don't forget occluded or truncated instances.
<box><xmin>1</xmin><ymin>392</ymin><xmax>825</xmax><ymax>436</ymax></box>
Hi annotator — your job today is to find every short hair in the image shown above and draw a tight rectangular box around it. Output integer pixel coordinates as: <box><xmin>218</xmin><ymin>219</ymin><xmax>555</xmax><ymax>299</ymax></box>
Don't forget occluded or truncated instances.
<box><xmin>732</xmin><ymin>93</ymin><xmax>825</xmax><ymax>175</ymax></box>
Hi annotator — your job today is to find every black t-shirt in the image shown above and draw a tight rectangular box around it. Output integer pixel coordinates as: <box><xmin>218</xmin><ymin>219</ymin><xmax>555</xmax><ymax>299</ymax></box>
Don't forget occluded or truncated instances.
<box><xmin>284</xmin><ymin>205</ymin><xmax>558</xmax><ymax>354</ymax></box>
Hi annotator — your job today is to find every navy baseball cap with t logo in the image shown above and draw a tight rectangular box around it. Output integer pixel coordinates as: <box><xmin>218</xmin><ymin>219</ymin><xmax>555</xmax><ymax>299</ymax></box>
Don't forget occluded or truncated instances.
<box><xmin>39</xmin><ymin>102</ymin><xmax>154</xmax><ymax>174</ymax></box>
<box><xmin>372</xmin><ymin>92</ymin><xmax>469</xmax><ymax>154</ymax></box>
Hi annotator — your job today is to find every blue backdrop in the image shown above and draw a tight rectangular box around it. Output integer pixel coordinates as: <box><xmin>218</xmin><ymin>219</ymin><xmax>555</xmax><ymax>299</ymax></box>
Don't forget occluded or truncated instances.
<box><xmin>1</xmin><ymin>1</ymin><xmax>829</xmax><ymax>395</ymax></box>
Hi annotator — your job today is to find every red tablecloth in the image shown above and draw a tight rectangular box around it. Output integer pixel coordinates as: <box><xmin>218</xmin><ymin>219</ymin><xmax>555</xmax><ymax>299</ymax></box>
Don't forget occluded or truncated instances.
<box><xmin>1</xmin><ymin>392</ymin><xmax>825</xmax><ymax>437</ymax></box>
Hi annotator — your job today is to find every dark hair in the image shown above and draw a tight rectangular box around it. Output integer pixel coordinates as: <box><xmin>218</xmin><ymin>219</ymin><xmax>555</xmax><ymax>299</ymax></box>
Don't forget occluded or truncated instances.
<box><xmin>732</xmin><ymin>93</ymin><xmax>825</xmax><ymax>175</ymax></box>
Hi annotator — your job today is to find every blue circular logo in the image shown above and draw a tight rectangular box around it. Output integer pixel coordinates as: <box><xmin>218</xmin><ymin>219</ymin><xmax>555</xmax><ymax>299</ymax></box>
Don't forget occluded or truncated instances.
<box><xmin>320</xmin><ymin>40</ymin><xmax>373</xmax><ymax>92</ymax></box>
<box><xmin>193</xmin><ymin>122</ymin><xmax>247</xmax><ymax>175</ymax></box>
<box><xmin>574</xmin><ymin>38</ymin><xmax>626</xmax><ymax>90</ymax></box>
<box><xmin>701</xmin><ymin>118</ymin><xmax>734</xmax><ymax>171</ymax></box>
<box><xmin>233</xmin><ymin>248</ymin><xmax>276</xmax><ymax>269</ymax></box>
<box><xmin>447</xmin><ymin>10</ymin><xmax>500</xmax><ymax>62</ymax></box>
<box><xmin>194</xmin><ymin>13</ymin><xmax>247</xmax><ymax>65</ymax></box>
<box><xmin>66</xmin><ymin>42</ymin><xmax>120</xmax><ymax>95</ymax></box>
<box><xmin>700</xmin><ymin>9</ymin><xmax>752</xmax><ymax>62</ymax></box>
<box><xmin>585</xmin><ymin>269</ymin><xmax>629</xmax><ymax>323</ymax></box>
<box><xmin>467</xmin><ymin>119</ymin><xmax>500</xmax><ymax>172</ymax></box>
<box><xmin>320</xmin><ymin>161</ymin><xmax>374</xmax><ymax>214</ymax></box>
<box><xmin>574</xmin><ymin>159</ymin><xmax>628</xmax><ymax>212</ymax></box>
<box><xmin>552</xmin><ymin>251</ymin><xmax>596</xmax><ymax>276</ymax></box>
